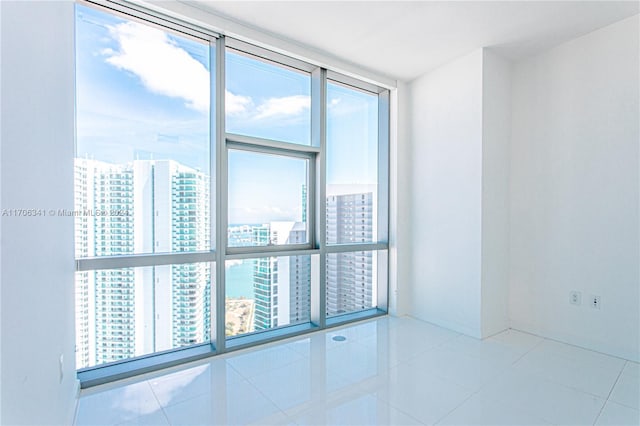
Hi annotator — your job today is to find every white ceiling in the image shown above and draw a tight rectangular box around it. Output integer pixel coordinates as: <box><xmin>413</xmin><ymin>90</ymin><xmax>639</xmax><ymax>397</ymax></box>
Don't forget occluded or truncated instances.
<box><xmin>184</xmin><ymin>1</ymin><xmax>639</xmax><ymax>82</ymax></box>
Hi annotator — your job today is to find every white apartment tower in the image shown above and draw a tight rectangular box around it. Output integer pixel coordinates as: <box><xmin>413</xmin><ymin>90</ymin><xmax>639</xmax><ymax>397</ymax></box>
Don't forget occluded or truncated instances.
<box><xmin>74</xmin><ymin>158</ymin><xmax>210</xmax><ymax>369</ymax></box>
<box><xmin>326</xmin><ymin>192</ymin><xmax>374</xmax><ymax>316</ymax></box>
<box><xmin>75</xmin><ymin>158</ymin><xmax>136</xmax><ymax>367</ymax></box>
<box><xmin>252</xmin><ymin>222</ymin><xmax>311</xmax><ymax>331</ymax></box>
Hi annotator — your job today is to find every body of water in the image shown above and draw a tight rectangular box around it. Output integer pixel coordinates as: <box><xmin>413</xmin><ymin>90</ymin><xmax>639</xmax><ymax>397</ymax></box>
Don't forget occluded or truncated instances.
<box><xmin>226</xmin><ymin>259</ymin><xmax>254</xmax><ymax>299</ymax></box>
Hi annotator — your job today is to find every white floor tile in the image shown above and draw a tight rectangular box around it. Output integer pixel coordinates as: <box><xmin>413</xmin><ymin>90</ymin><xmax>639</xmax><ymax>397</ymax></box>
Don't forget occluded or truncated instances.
<box><xmin>76</xmin><ymin>381</ymin><xmax>163</xmax><ymax>426</ymax></box>
<box><xmin>487</xmin><ymin>329</ymin><xmax>544</xmax><ymax>353</ymax></box>
<box><xmin>535</xmin><ymin>339</ymin><xmax>626</xmax><ymax>371</ymax></box>
<box><xmin>513</xmin><ymin>347</ymin><xmax>624</xmax><ymax>397</ymax></box>
<box><xmin>610</xmin><ymin>362</ymin><xmax>640</xmax><ymax>410</ymax></box>
<box><xmin>325</xmin><ymin>341</ymin><xmax>390</xmax><ymax>392</ymax></box>
<box><xmin>149</xmin><ymin>360</ymin><xmax>244</xmax><ymax>408</ymax></box>
<box><xmin>245</xmin><ymin>412</ymin><xmax>294</xmax><ymax>426</ymax></box>
<box><xmin>404</xmin><ymin>347</ymin><xmax>508</xmax><ymax>392</ymax></box>
<box><xmin>75</xmin><ymin>317</ymin><xmax>635</xmax><ymax>426</ymax></box>
<box><xmin>373</xmin><ymin>315</ymin><xmax>406</xmax><ymax>329</ymax></box>
<box><xmin>247</xmin><ymin>357</ymin><xmax>318</xmax><ymax>414</ymax></box>
<box><xmin>326</xmin><ymin>319</ymin><xmax>383</xmax><ymax>344</ymax></box>
<box><xmin>358</xmin><ymin>320</ymin><xmax>458</xmax><ymax>367</ymax></box>
<box><xmin>476</xmin><ymin>368</ymin><xmax>606</xmax><ymax>425</ymax></box>
<box><xmin>279</xmin><ymin>336</ymin><xmax>313</xmax><ymax>357</ymax></box>
<box><xmin>115</xmin><ymin>410</ymin><xmax>170</xmax><ymax>426</ymax></box>
<box><xmin>289</xmin><ymin>393</ymin><xmax>423</xmax><ymax>426</ymax></box>
<box><xmin>437</xmin><ymin>392</ymin><xmax>551</xmax><ymax>425</ymax></box>
<box><xmin>162</xmin><ymin>380</ymin><xmax>284</xmax><ymax>425</ymax></box>
<box><xmin>623</xmin><ymin>361</ymin><xmax>640</xmax><ymax>377</ymax></box>
<box><xmin>394</xmin><ymin>317</ymin><xmax>460</xmax><ymax>344</ymax></box>
<box><xmin>226</xmin><ymin>345</ymin><xmax>305</xmax><ymax>379</ymax></box>
<box><xmin>275</xmin><ymin>319</ymin><xmax>385</xmax><ymax>358</ymax></box>
<box><xmin>439</xmin><ymin>332</ymin><xmax>536</xmax><ymax>366</ymax></box>
<box><xmin>375</xmin><ymin>362</ymin><xmax>475</xmax><ymax>425</ymax></box>
<box><xmin>596</xmin><ymin>401</ymin><xmax>640</xmax><ymax>426</ymax></box>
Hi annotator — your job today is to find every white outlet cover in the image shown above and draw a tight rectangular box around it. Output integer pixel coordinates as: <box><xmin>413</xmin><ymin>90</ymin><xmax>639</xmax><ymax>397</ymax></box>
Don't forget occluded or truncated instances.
<box><xmin>570</xmin><ymin>291</ymin><xmax>582</xmax><ymax>305</ymax></box>
<box><xmin>590</xmin><ymin>295</ymin><xmax>601</xmax><ymax>309</ymax></box>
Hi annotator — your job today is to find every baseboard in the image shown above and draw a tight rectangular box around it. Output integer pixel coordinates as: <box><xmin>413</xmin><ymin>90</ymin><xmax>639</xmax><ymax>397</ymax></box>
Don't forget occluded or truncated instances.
<box><xmin>409</xmin><ymin>312</ymin><xmax>482</xmax><ymax>339</ymax></box>
<box><xmin>509</xmin><ymin>319</ymin><xmax>639</xmax><ymax>363</ymax></box>
<box><xmin>69</xmin><ymin>379</ymin><xmax>81</xmax><ymax>425</ymax></box>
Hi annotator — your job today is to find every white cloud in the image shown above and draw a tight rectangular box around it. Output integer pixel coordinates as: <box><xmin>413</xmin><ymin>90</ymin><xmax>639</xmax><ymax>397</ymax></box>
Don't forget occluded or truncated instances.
<box><xmin>226</xmin><ymin>93</ymin><xmax>310</xmax><ymax>122</ymax></box>
<box><xmin>255</xmin><ymin>95</ymin><xmax>310</xmax><ymax>120</ymax></box>
<box><xmin>104</xmin><ymin>21</ymin><xmax>209</xmax><ymax>113</ymax></box>
<box><xmin>225</xmin><ymin>90</ymin><xmax>251</xmax><ymax>115</ymax></box>
<box><xmin>103</xmin><ymin>21</ymin><xmax>309</xmax><ymax>121</ymax></box>
<box><xmin>226</xmin><ymin>259</ymin><xmax>243</xmax><ymax>268</ymax></box>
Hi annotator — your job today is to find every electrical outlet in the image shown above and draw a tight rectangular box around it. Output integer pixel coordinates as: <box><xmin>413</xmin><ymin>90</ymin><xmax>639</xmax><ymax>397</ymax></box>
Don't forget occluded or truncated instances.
<box><xmin>570</xmin><ymin>291</ymin><xmax>582</xmax><ymax>306</ymax></box>
<box><xmin>59</xmin><ymin>354</ymin><xmax>64</xmax><ymax>383</ymax></box>
<box><xmin>590</xmin><ymin>295</ymin><xmax>601</xmax><ymax>309</ymax></box>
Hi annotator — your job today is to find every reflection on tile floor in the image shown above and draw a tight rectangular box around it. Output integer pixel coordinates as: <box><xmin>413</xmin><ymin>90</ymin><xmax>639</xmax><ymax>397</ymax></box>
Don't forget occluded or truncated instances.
<box><xmin>75</xmin><ymin>316</ymin><xmax>640</xmax><ymax>425</ymax></box>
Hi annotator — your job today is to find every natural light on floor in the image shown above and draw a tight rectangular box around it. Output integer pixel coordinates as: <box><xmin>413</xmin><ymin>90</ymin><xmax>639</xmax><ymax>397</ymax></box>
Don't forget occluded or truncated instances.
<box><xmin>74</xmin><ymin>315</ymin><xmax>639</xmax><ymax>425</ymax></box>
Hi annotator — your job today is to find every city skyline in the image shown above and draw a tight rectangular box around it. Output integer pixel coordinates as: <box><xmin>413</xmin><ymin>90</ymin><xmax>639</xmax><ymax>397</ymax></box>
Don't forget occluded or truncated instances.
<box><xmin>74</xmin><ymin>156</ymin><xmax>376</xmax><ymax>368</ymax></box>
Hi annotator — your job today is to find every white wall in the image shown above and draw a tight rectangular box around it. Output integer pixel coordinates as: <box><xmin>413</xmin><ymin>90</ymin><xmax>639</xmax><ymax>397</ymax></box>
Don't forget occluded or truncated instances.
<box><xmin>0</xmin><ymin>2</ymin><xmax>3</xmax><ymax>419</ymax></box>
<box><xmin>1</xmin><ymin>1</ymin><xmax>78</xmax><ymax>424</ymax></box>
<box><xmin>390</xmin><ymin>81</ymin><xmax>410</xmax><ymax>316</ymax></box>
<box><xmin>480</xmin><ymin>50</ymin><xmax>511</xmax><ymax>337</ymax></box>
<box><xmin>509</xmin><ymin>15</ymin><xmax>640</xmax><ymax>361</ymax></box>
<box><xmin>406</xmin><ymin>48</ymin><xmax>512</xmax><ymax>338</ymax></box>
<box><xmin>406</xmin><ymin>49</ymin><xmax>484</xmax><ymax>337</ymax></box>
<box><xmin>405</xmin><ymin>15</ymin><xmax>638</xmax><ymax>359</ymax></box>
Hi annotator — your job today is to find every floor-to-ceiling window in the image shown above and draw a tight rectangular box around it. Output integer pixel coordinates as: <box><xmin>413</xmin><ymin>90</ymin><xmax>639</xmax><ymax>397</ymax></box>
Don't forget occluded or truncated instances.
<box><xmin>74</xmin><ymin>0</ymin><xmax>389</xmax><ymax>386</ymax></box>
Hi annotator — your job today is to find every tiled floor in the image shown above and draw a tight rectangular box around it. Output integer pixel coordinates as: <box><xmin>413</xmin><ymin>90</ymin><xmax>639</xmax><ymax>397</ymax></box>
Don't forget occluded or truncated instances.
<box><xmin>74</xmin><ymin>316</ymin><xmax>640</xmax><ymax>425</ymax></box>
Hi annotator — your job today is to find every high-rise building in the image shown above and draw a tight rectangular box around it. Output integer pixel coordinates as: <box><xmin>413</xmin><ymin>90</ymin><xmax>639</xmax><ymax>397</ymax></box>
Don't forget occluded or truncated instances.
<box><xmin>75</xmin><ymin>158</ymin><xmax>136</xmax><ymax>367</ymax></box>
<box><xmin>285</xmin><ymin>223</ymin><xmax>311</xmax><ymax>324</ymax></box>
<box><xmin>140</xmin><ymin>161</ymin><xmax>210</xmax><ymax>352</ymax></box>
<box><xmin>74</xmin><ymin>158</ymin><xmax>210</xmax><ymax>369</ymax></box>
<box><xmin>326</xmin><ymin>192</ymin><xmax>374</xmax><ymax>316</ymax></box>
<box><xmin>248</xmin><ymin>190</ymin><xmax>375</xmax><ymax>330</ymax></box>
<box><xmin>76</xmin><ymin>161</ymin><xmax>375</xmax><ymax>361</ymax></box>
<box><xmin>251</xmin><ymin>222</ymin><xmax>310</xmax><ymax>331</ymax></box>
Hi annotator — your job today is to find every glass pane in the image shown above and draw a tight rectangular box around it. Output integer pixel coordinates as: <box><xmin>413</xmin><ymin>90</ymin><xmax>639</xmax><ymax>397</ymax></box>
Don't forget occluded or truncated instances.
<box><xmin>228</xmin><ymin>149</ymin><xmax>308</xmax><ymax>247</ymax></box>
<box><xmin>326</xmin><ymin>82</ymin><xmax>378</xmax><ymax>245</ymax></box>
<box><xmin>225</xmin><ymin>255</ymin><xmax>311</xmax><ymax>337</ymax></box>
<box><xmin>75</xmin><ymin>262</ymin><xmax>212</xmax><ymax>369</ymax></box>
<box><xmin>226</xmin><ymin>49</ymin><xmax>311</xmax><ymax>145</ymax></box>
<box><xmin>326</xmin><ymin>250</ymin><xmax>385</xmax><ymax>318</ymax></box>
<box><xmin>75</xmin><ymin>4</ymin><xmax>212</xmax><ymax>257</ymax></box>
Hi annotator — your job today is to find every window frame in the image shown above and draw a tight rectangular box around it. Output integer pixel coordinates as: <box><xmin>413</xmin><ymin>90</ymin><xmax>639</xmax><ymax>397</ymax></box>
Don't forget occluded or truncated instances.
<box><xmin>74</xmin><ymin>0</ymin><xmax>390</xmax><ymax>387</ymax></box>
<box><xmin>225</xmin><ymin>138</ymin><xmax>318</xmax><ymax>255</ymax></box>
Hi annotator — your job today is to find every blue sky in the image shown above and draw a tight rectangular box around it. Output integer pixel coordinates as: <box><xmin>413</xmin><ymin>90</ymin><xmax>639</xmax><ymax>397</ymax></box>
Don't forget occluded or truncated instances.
<box><xmin>76</xmin><ymin>4</ymin><xmax>378</xmax><ymax>224</ymax></box>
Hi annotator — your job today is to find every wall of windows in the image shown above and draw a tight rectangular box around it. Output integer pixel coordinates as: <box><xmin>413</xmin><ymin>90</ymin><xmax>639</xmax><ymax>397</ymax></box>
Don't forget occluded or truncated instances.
<box><xmin>74</xmin><ymin>0</ymin><xmax>389</xmax><ymax>385</ymax></box>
